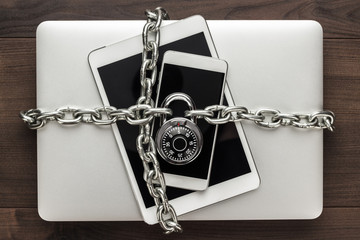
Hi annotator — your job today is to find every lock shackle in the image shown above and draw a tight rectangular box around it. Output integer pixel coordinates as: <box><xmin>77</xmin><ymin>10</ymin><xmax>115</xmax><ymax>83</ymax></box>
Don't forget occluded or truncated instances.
<box><xmin>160</xmin><ymin>92</ymin><xmax>197</xmax><ymax>125</ymax></box>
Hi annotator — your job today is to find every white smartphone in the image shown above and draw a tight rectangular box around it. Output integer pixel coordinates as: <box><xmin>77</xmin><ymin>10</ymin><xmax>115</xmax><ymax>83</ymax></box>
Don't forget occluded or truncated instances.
<box><xmin>89</xmin><ymin>15</ymin><xmax>260</xmax><ymax>224</ymax></box>
<box><xmin>154</xmin><ymin>51</ymin><xmax>228</xmax><ymax>191</ymax></box>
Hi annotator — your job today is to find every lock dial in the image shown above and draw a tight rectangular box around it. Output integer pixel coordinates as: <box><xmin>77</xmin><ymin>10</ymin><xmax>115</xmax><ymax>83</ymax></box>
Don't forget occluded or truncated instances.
<box><xmin>156</xmin><ymin>117</ymin><xmax>202</xmax><ymax>165</ymax></box>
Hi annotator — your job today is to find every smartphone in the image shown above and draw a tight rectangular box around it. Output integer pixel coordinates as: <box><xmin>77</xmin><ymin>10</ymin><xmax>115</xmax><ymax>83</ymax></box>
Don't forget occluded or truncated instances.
<box><xmin>154</xmin><ymin>51</ymin><xmax>227</xmax><ymax>191</ymax></box>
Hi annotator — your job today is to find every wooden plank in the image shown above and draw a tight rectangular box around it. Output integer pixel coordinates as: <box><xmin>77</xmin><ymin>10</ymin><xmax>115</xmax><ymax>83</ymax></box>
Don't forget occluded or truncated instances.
<box><xmin>325</xmin><ymin>173</ymin><xmax>360</xmax><ymax>207</ymax></box>
<box><xmin>0</xmin><ymin>38</ymin><xmax>37</xmax><ymax>208</ymax></box>
<box><xmin>0</xmin><ymin>0</ymin><xmax>359</xmax><ymax>38</ymax></box>
<box><xmin>323</xmin><ymin>39</ymin><xmax>360</xmax><ymax>207</ymax></box>
<box><xmin>0</xmin><ymin>36</ymin><xmax>358</xmax><ymax>210</ymax></box>
<box><xmin>322</xmin><ymin>39</ymin><xmax>360</xmax><ymax>208</ymax></box>
<box><xmin>0</xmin><ymin>207</ymin><xmax>359</xmax><ymax>240</ymax></box>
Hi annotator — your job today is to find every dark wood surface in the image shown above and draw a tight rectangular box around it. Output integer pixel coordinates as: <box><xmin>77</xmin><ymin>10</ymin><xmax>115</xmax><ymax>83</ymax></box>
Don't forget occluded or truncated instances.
<box><xmin>0</xmin><ymin>0</ymin><xmax>359</xmax><ymax>239</ymax></box>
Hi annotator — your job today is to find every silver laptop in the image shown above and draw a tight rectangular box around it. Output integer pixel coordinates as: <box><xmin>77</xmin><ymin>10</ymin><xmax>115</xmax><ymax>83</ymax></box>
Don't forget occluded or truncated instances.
<box><xmin>37</xmin><ymin>20</ymin><xmax>323</xmax><ymax>221</ymax></box>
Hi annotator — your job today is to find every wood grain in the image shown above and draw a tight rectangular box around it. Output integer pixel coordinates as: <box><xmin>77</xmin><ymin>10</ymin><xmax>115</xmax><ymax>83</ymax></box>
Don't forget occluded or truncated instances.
<box><xmin>0</xmin><ymin>0</ymin><xmax>359</xmax><ymax>38</ymax></box>
<box><xmin>0</xmin><ymin>39</ymin><xmax>37</xmax><ymax>208</ymax></box>
<box><xmin>323</xmin><ymin>39</ymin><xmax>360</xmax><ymax>207</ymax></box>
<box><xmin>0</xmin><ymin>0</ymin><xmax>359</xmax><ymax>238</ymax></box>
<box><xmin>0</xmin><ymin>208</ymin><xmax>359</xmax><ymax>240</ymax></box>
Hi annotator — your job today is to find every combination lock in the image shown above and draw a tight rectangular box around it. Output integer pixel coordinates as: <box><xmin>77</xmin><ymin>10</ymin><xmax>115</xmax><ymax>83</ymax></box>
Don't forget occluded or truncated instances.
<box><xmin>156</xmin><ymin>93</ymin><xmax>203</xmax><ymax>165</ymax></box>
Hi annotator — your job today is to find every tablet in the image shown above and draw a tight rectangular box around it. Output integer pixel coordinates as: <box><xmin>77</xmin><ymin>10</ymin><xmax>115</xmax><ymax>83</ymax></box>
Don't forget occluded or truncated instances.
<box><xmin>88</xmin><ymin>15</ymin><xmax>260</xmax><ymax>224</ymax></box>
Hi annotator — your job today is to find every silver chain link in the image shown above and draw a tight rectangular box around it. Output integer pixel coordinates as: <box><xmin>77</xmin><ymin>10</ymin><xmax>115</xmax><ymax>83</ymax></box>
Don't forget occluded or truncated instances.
<box><xmin>19</xmin><ymin>106</ymin><xmax>335</xmax><ymax>131</ymax></box>
<box><xmin>18</xmin><ymin>7</ymin><xmax>335</xmax><ymax>234</ymax></box>
<box><xmin>19</xmin><ymin>106</ymin><xmax>171</xmax><ymax>129</ymax></box>
<box><xmin>186</xmin><ymin>106</ymin><xmax>335</xmax><ymax>131</ymax></box>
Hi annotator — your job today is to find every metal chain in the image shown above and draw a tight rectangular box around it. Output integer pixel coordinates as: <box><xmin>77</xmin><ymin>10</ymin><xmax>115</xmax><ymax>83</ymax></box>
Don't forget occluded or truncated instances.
<box><xmin>18</xmin><ymin>7</ymin><xmax>336</xmax><ymax>235</ymax></box>
<box><xmin>136</xmin><ymin>8</ymin><xmax>183</xmax><ymax>234</ymax></box>
<box><xmin>19</xmin><ymin>106</ymin><xmax>170</xmax><ymax>129</ymax></box>
<box><xmin>20</xmin><ymin>106</ymin><xmax>335</xmax><ymax>131</ymax></box>
<box><xmin>186</xmin><ymin>106</ymin><xmax>335</xmax><ymax>131</ymax></box>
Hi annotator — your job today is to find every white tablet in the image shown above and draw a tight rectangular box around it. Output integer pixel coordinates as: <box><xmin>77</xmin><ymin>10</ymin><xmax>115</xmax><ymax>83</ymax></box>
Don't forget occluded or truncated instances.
<box><xmin>88</xmin><ymin>15</ymin><xmax>260</xmax><ymax>224</ymax></box>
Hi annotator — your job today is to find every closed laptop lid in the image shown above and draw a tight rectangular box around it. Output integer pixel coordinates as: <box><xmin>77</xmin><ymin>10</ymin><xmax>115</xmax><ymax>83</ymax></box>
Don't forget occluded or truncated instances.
<box><xmin>37</xmin><ymin>20</ymin><xmax>323</xmax><ymax>221</ymax></box>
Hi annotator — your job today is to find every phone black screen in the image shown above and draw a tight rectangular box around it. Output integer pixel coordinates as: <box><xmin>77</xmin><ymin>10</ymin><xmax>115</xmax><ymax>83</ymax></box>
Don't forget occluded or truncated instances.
<box><xmin>97</xmin><ymin>32</ymin><xmax>251</xmax><ymax>208</ymax></box>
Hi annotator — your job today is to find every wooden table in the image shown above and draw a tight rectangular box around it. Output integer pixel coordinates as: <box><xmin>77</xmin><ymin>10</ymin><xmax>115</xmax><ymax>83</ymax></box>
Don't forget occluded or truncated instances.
<box><xmin>0</xmin><ymin>1</ymin><xmax>359</xmax><ymax>239</ymax></box>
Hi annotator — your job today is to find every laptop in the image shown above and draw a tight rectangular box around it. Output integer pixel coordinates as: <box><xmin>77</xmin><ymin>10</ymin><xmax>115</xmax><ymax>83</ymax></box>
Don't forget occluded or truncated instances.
<box><xmin>37</xmin><ymin>20</ymin><xmax>323</xmax><ymax>221</ymax></box>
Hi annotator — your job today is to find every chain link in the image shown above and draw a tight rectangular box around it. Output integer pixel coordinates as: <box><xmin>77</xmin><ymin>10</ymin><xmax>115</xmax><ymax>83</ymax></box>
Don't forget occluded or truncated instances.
<box><xmin>19</xmin><ymin>106</ymin><xmax>171</xmax><ymax>129</ymax></box>
<box><xmin>18</xmin><ymin>6</ymin><xmax>335</xmax><ymax>234</ymax></box>
<box><xmin>19</xmin><ymin>106</ymin><xmax>335</xmax><ymax>131</ymax></box>
<box><xmin>186</xmin><ymin>106</ymin><xmax>335</xmax><ymax>131</ymax></box>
